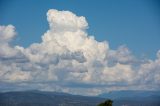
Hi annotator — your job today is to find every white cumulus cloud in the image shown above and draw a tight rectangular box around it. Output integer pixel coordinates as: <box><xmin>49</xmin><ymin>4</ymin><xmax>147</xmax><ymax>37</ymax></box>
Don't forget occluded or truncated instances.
<box><xmin>0</xmin><ymin>9</ymin><xmax>160</xmax><ymax>96</ymax></box>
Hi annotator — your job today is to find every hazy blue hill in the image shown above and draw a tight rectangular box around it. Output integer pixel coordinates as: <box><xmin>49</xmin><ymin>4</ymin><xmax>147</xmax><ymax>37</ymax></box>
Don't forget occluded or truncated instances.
<box><xmin>0</xmin><ymin>90</ymin><xmax>105</xmax><ymax>106</ymax></box>
<box><xmin>99</xmin><ymin>90</ymin><xmax>160</xmax><ymax>106</ymax></box>
<box><xmin>99</xmin><ymin>90</ymin><xmax>160</xmax><ymax>99</ymax></box>
<box><xmin>1</xmin><ymin>90</ymin><xmax>160</xmax><ymax>106</ymax></box>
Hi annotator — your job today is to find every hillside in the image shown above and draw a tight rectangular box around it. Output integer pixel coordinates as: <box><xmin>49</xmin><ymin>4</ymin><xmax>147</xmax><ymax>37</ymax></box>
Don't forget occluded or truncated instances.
<box><xmin>1</xmin><ymin>90</ymin><xmax>160</xmax><ymax>106</ymax></box>
<box><xmin>99</xmin><ymin>90</ymin><xmax>160</xmax><ymax>106</ymax></box>
<box><xmin>0</xmin><ymin>90</ymin><xmax>105</xmax><ymax>106</ymax></box>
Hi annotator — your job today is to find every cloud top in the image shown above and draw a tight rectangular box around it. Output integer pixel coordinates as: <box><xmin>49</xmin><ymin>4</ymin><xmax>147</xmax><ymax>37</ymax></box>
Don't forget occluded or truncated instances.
<box><xmin>47</xmin><ymin>9</ymin><xmax>88</xmax><ymax>32</ymax></box>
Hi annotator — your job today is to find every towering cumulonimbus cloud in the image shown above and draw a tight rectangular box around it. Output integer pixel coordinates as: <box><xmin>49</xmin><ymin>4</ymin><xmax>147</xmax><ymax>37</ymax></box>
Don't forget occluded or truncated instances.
<box><xmin>0</xmin><ymin>9</ymin><xmax>160</xmax><ymax>96</ymax></box>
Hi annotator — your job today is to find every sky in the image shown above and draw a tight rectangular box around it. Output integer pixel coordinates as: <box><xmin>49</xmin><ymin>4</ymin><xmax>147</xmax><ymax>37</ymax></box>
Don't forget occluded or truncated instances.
<box><xmin>0</xmin><ymin>0</ymin><xmax>160</xmax><ymax>96</ymax></box>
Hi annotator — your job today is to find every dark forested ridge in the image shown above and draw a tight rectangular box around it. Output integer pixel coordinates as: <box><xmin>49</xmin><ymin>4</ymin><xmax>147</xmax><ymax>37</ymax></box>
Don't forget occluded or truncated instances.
<box><xmin>0</xmin><ymin>90</ymin><xmax>104</xmax><ymax>106</ymax></box>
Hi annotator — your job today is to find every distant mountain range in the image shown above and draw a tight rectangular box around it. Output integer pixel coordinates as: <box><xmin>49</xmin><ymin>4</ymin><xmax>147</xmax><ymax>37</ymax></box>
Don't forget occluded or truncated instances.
<box><xmin>99</xmin><ymin>90</ymin><xmax>160</xmax><ymax>106</ymax></box>
<box><xmin>0</xmin><ymin>90</ymin><xmax>104</xmax><ymax>106</ymax></box>
<box><xmin>0</xmin><ymin>90</ymin><xmax>160</xmax><ymax>106</ymax></box>
<box><xmin>99</xmin><ymin>90</ymin><xmax>160</xmax><ymax>99</ymax></box>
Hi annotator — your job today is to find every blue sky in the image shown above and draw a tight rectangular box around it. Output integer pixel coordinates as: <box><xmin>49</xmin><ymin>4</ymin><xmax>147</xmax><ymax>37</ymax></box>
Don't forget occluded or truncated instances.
<box><xmin>0</xmin><ymin>0</ymin><xmax>160</xmax><ymax>95</ymax></box>
<box><xmin>1</xmin><ymin>0</ymin><xmax>160</xmax><ymax>59</ymax></box>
